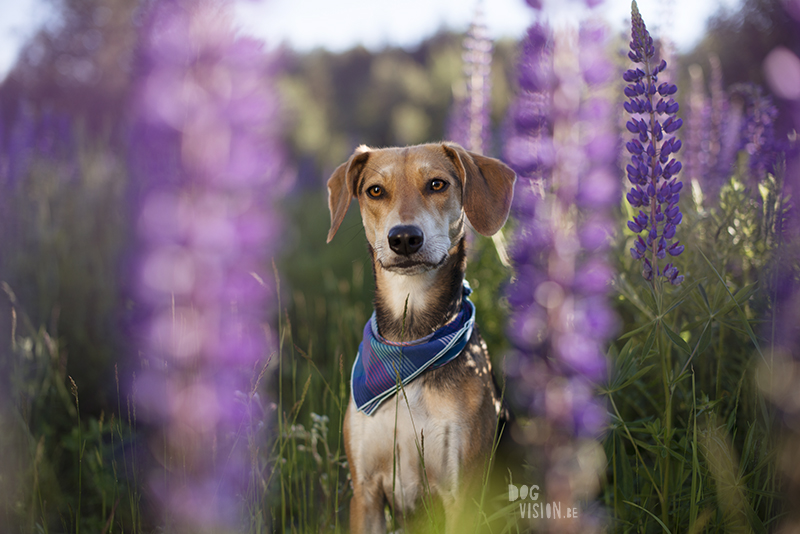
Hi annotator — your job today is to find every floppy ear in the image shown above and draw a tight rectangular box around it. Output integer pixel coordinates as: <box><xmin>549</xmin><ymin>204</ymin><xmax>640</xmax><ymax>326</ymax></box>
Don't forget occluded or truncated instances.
<box><xmin>327</xmin><ymin>147</ymin><xmax>371</xmax><ymax>243</ymax></box>
<box><xmin>442</xmin><ymin>143</ymin><xmax>516</xmax><ymax>236</ymax></box>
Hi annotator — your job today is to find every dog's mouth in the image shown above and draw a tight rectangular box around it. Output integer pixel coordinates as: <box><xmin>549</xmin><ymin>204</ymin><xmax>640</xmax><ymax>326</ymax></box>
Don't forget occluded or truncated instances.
<box><xmin>380</xmin><ymin>255</ymin><xmax>447</xmax><ymax>274</ymax></box>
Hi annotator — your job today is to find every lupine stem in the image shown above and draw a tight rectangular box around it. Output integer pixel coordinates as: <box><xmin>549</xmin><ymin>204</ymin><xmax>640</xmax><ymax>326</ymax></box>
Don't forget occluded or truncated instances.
<box><xmin>658</xmin><ymin>326</ymin><xmax>672</xmax><ymax>525</ymax></box>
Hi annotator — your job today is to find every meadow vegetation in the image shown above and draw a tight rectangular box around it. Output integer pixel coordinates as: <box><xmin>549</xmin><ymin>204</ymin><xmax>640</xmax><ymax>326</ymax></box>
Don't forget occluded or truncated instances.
<box><xmin>1</xmin><ymin>0</ymin><xmax>799</xmax><ymax>532</ymax></box>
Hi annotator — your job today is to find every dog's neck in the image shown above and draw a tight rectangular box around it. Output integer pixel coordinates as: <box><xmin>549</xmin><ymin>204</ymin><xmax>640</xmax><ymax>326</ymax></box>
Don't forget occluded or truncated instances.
<box><xmin>369</xmin><ymin>238</ymin><xmax>467</xmax><ymax>342</ymax></box>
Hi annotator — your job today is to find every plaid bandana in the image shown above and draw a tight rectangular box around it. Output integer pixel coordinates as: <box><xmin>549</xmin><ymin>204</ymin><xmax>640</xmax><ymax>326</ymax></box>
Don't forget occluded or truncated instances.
<box><xmin>351</xmin><ymin>283</ymin><xmax>475</xmax><ymax>415</ymax></box>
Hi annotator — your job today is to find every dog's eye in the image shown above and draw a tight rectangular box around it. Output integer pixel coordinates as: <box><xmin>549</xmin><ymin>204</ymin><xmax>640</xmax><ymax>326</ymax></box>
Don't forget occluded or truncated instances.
<box><xmin>429</xmin><ymin>179</ymin><xmax>448</xmax><ymax>192</ymax></box>
<box><xmin>367</xmin><ymin>185</ymin><xmax>384</xmax><ymax>198</ymax></box>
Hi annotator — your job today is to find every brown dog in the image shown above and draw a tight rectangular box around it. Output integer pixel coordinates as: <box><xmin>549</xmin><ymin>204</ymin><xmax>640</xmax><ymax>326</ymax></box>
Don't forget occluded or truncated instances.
<box><xmin>327</xmin><ymin>142</ymin><xmax>516</xmax><ymax>533</ymax></box>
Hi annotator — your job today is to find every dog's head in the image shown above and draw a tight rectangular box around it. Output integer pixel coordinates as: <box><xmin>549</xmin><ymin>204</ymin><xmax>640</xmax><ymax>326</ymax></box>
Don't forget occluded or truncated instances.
<box><xmin>326</xmin><ymin>142</ymin><xmax>516</xmax><ymax>275</ymax></box>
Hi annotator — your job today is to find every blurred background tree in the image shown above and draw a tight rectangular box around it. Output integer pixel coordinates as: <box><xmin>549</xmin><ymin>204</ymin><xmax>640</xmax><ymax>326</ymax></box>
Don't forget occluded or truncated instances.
<box><xmin>1</xmin><ymin>0</ymin><xmax>139</xmax><ymax>127</ymax></box>
<box><xmin>679</xmin><ymin>0</ymin><xmax>800</xmax><ymax>132</ymax></box>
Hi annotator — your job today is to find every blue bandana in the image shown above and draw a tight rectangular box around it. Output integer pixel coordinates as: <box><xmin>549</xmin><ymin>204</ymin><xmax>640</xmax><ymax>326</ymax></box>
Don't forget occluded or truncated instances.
<box><xmin>351</xmin><ymin>283</ymin><xmax>475</xmax><ymax>415</ymax></box>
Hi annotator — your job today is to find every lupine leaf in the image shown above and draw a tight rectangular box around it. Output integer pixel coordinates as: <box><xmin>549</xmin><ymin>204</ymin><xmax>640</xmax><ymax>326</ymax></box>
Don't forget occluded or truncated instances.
<box><xmin>642</xmin><ymin>324</ymin><xmax>658</xmax><ymax>358</ymax></box>
<box><xmin>604</xmin><ymin>340</ymin><xmax>649</xmax><ymax>393</ymax></box>
<box><xmin>618</xmin><ymin>320</ymin><xmax>657</xmax><ymax>341</ymax></box>
<box><xmin>662</xmin><ymin>279</ymin><xmax>701</xmax><ymax>316</ymax></box>
<box><xmin>615</xmin><ymin>274</ymin><xmax>657</xmax><ymax>319</ymax></box>
<box><xmin>682</xmin><ymin>317</ymin><xmax>709</xmax><ymax>332</ymax></box>
<box><xmin>715</xmin><ymin>283</ymin><xmax>759</xmax><ymax>317</ymax></box>
<box><xmin>618</xmin><ymin>434</ymin><xmax>635</xmax><ymax>505</ymax></box>
<box><xmin>696</xmin><ymin>321</ymin><xmax>714</xmax><ymax>356</ymax></box>
<box><xmin>697</xmin><ymin>283</ymin><xmax>711</xmax><ymax>311</ymax></box>
<box><xmin>605</xmin><ymin>365</ymin><xmax>656</xmax><ymax>394</ymax></box>
<box><xmin>697</xmin><ymin>247</ymin><xmax>766</xmax><ymax>363</ymax></box>
<box><xmin>641</xmin><ymin>283</ymin><xmax>658</xmax><ymax>313</ymax></box>
<box><xmin>663</xmin><ymin>322</ymin><xmax>691</xmax><ymax>354</ymax></box>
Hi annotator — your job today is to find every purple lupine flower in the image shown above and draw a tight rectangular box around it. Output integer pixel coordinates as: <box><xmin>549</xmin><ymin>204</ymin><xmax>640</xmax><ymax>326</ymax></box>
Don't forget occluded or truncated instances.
<box><xmin>685</xmin><ymin>64</ymin><xmax>706</xmax><ymax>189</ymax></box>
<box><xmin>704</xmin><ymin>55</ymin><xmax>728</xmax><ymax>193</ymax></box>
<box><xmin>447</xmin><ymin>7</ymin><xmax>492</xmax><ymax>154</ymax></box>
<box><xmin>716</xmin><ymin>89</ymin><xmax>744</xmax><ymax>189</ymax></box>
<box><xmin>760</xmin><ymin>41</ymin><xmax>800</xmax><ymax>534</ymax></box>
<box><xmin>506</xmin><ymin>19</ymin><xmax>617</xmax><ymax>440</ymax></box>
<box><xmin>623</xmin><ymin>1</ymin><xmax>684</xmax><ymax>286</ymax></box>
<box><xmin>762</xmin><ymin>43</ymin><xmax>800</xmax><ymax>358</ymax></box>
<box><xmin>504</xmin><ymin>23</ymin><xmax>553</xmax><ymax>192</ymax></box>
<box><xmin>684</xmin><ymin>56</ymin><xmax>728</xmax><ymax>203</ymax></box>
<box><xmin>504</xmin><ymin>21</ymin><xmax>618</xmax><ymax>531</ymax></box>
<box><xmin>129</xmin><ymin>0</ymin><xmax>288</xmax><ymax>528</ymax></box>
<box><xmin>6</xmin><ymin>105</ymin><xmax>36</xmax><ymax>187</ymax></box>
<box><xmin>731</xmin><ymin>83</ymin><xmax>781</xmax><ymax>182</ymax></box>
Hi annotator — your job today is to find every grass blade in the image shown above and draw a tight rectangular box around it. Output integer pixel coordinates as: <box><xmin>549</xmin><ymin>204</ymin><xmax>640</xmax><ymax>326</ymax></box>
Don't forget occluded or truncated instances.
<box><xmin>622</xmin><ymin>500</ymin><xmax>673</xmax><ymax>533</ymax></box>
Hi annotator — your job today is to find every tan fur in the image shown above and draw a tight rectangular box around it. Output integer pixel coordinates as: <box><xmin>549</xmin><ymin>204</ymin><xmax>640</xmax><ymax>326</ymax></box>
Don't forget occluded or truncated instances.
<box><xmin>328</xmin><ymin>143</ymin><xmax>516</xmax><ymax>534</ymax></box>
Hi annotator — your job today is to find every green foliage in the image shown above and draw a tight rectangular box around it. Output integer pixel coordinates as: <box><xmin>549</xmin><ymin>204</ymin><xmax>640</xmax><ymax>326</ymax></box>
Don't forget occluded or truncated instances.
<box><xmin>602</xmin><ymin>166</ymin><xmax>789</xmax><ymax>532</ymax></box>
<box><xmin>278</xmin><ymin>33</ymin><xmax>517</xmax><ymax>175</ymax></box>
<box><xmin>0</xmin><ymin>123</ymin><xmax>128</xmax><ymax>412</ymax></box>
<box><xmin>466</xmin><ymin>232</ymin><xmax>513</xmax><ymax>357</ymax></box>
<box><xmin>1</xmin><ymin>283</ymin><xmax>144</xmax><ymax>534</ymax></box>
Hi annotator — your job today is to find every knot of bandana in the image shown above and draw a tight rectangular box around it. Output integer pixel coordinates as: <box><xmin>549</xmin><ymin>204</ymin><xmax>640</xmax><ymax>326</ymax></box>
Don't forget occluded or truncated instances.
<box><xmin>351</xmin><ymin>283</ymin><xmax>476</xmax><ymax>415</ymax></box>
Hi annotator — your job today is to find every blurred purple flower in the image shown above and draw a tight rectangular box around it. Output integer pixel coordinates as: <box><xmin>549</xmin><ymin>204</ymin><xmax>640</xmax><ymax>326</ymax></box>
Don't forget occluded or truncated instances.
<box><xmin>504</xmin><ymin>23</ymin><xmax>553</xmax><ymax>186</ymax></box>
<box><xmin>689</xmin><ymin>63</ymin><xmax>783</xmax><ymax>200</ymax></box>
<box><xmin>762</xmin><ymin>42</ymin><xmax>800</xmax><ymax>383</ymax></box>
<box><xmin>447</xmin><ymin>7</ymin><xmax>492</xmax><ymax>154</ymax></box>
<box><xmin>685</xmin><ymin>64</ymin><xmax>706</xmax><ymax>189</ymax></box>
<box><xmin>730</xmin><ymin>83</ymin><xmax>782</xmax><ymax>182</ymax></box>
<box><xmin>684</xmin><ymin>57</ymin><xmax>729</xmax><ymax>202</ymax></box>
<box><xmin>623</xmin><ymin>1</ymin><xmax>684</xmax><ymax>285</ymax></box>
<box><xmin>5</xmin><ymin>106</ymin><xmax>36</xmax><ymax>187</ymax></box>
<box><xmin>761</xmin><ymin>36</ymin><xmax>800</xmax><ymax>533</ymax></box>
<box><xmin>0</xmin><ymin>105</ymin><xmax>77</xmax><ymax>189</ymax></box>
<box><xmin>704</xmin><ymin>55</ymin><xmax>731</xmax><ymax>195</ymax></box>
<box><xmin>505</xmin><ymin>20</ymin><xmax>617</xmax><ymax>440</ymax></box>
<box><xmin>129</xmin><ymin>0</ymin><xmax>289</xmax><ymax>528</ymax></box>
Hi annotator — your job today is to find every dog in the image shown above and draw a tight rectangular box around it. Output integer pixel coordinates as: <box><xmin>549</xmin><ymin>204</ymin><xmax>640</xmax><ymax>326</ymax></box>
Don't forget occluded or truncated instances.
<box><xmin>326</xmin><ymin>142</ymin><xmax>516</xmax><ymax>533</ymax></box>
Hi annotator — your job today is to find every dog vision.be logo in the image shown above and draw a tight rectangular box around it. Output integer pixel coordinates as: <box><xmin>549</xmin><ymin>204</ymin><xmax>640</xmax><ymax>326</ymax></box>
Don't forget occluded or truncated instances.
<box><xmin>508</xmin><ymin>484</ymin><xmax>579</xmax><ymax>520</ymax></box>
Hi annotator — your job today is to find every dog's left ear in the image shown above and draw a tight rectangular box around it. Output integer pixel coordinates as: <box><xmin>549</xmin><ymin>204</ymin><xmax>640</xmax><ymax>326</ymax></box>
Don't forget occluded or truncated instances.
<box><xmin>327</xmin><ymin>146</ymin><xmax>371</xmax><ymax>243</ymax></box>
<box><xmin>442</xmin><ymin>143</ymin><xmax>516</xmax><ymax>236</ymax></box>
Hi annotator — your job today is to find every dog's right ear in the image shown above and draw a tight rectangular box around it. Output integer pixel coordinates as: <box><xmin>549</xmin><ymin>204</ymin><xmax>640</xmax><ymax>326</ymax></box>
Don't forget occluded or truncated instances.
<box><xmin>327</xmin><ymin>146</ymin><xmax>371</xmax><ymax>243</ymax></box>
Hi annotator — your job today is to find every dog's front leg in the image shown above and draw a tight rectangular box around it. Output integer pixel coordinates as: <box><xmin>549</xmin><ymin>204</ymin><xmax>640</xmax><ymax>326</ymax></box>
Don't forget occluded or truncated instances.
<box><xmin>350</xmin><ymin>477</ymin><xmax>386</xmax><ymax>534</ymax></box>
<box><xmin>443</xmin><ymin>461</ymin><xmax>486</xmax><ymax>534</ymax></box>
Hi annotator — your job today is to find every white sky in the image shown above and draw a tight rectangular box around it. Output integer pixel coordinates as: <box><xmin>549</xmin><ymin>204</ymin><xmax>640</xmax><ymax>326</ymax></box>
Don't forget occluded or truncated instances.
<box><xmin>0</xmin><ymin>0</ymin><xmax>741</xmax><ymax>82</ymax></box>
<box><xmin>233</xmin><ymin>0</ymin><xmax>742</xmax><ymax>52</ymax></box>
<box><xmin>0</xmin><ymin>0</ymin><xmax>52</xmax><ymax>81</ymax></box>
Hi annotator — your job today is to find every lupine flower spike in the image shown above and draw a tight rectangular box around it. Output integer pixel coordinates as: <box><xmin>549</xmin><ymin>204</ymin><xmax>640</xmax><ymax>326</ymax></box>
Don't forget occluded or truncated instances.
<box><xmin>446</xmin><ymin>7</ymin><xmax>492</xmax><ymax>155</ymax></box>
<box><xmin>130</xmin><ymin>1</ymin><xmax>287</xmax><ymax>527</ymax></box>
<box><xmin>624</xmin><ymin>1</ymin><xmax>685</xmax><ymax>285</ymax></box>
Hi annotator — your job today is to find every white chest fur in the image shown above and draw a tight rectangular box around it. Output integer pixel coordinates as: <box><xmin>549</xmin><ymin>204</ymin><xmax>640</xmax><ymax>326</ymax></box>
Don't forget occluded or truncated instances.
<box><xmin>378</xmin><ymin>270</ymin><xmax>438</xmax><ymax>321</ymax></box>
<box><xmin>345</xmin><ymin>380</ymin><xmax>466</xmax><ymax>511</ymax></box>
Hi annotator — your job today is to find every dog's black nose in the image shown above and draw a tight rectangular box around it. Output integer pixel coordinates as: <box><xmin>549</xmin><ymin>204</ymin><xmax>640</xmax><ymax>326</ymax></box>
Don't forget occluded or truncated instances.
<box><xmin>388</xmin><ymin>225</ymin><xmax>424</xmax><ymax>256</ymax></box>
